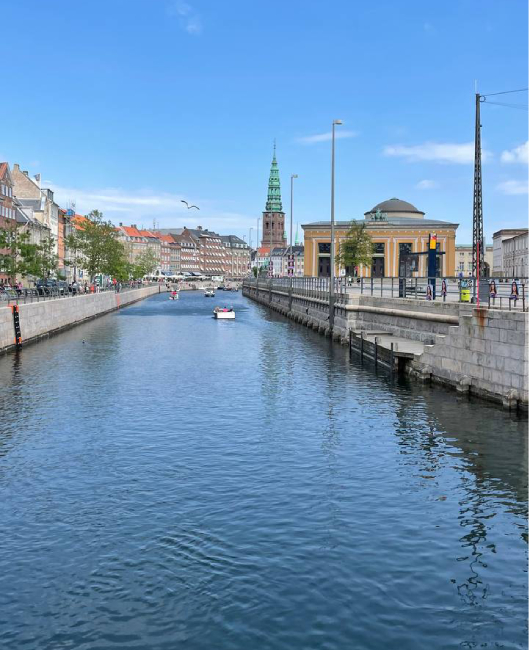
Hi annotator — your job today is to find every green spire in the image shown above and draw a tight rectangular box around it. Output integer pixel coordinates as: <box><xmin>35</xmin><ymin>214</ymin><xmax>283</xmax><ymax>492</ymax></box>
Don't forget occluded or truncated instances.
<box><xmin>295</xmin><ymin>224</ymin><xmax>299</xmax><ymax>245</ymax></box>
<box><xmin>265</xmin><ymin>142</ymin><xmax>283</xmax><ymax>212</ymax></box>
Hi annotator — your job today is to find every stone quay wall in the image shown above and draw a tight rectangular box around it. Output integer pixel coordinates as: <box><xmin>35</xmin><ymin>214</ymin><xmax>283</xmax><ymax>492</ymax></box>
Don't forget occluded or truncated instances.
<box><xmin>412</xmin><ymin>308</ymin><xmax>528</xmax><ymax>408</ymax></box>
<box><xmin>243</xmin><ymin>281</ymin><xmax>528</xmax><ymax>410</ymax></box>
<box><xmin>0</xmin><ymin>285</ymin><xmax>161</xmax><ymax>353</ymax></box>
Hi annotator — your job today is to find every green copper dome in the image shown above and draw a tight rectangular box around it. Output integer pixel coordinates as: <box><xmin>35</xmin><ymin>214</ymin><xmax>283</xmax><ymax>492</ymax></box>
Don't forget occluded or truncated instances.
<box><xmin>265</xmin><ymin>143</ymin><xmax>283</xmax><ymax>213</ymax></box>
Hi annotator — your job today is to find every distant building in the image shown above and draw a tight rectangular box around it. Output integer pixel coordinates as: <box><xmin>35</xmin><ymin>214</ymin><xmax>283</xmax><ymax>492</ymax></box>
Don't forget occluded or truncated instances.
<box><xmin>269</xmin><ymin>245</ymin><xmax>305</xmax><ymax>277</ymax></box>
<box><xmin>155</xmin><ymin>234</ymin><xmax>181</xmax><ymax>274</ymax></box>
<box><xmin>455</xmin><ymin>244</ymin><xmax>493</xmax><ymax>276</ymax></box>
<box><xmin>302</xmin><ymin>198</ymin><xmax>458</xmax><ymax>278</ymax></box>
<box><xmin>11</xmin><ymin>164</ymin><xmax>59</xmax><ymax>257</ymax></box>
<box><xmin>260</xmin><ymin>145</ymin><xmax>287</xmax><ymax>249</ymax></box>
<box><xmin>0</xmin><ymin>163</ymin><xmax>17</xmax><ymax>282</ymax></box>
<box><xmin>492</xmin><ymin>229</ymin><xmax>528</xmax><ymax>277</ymax></box>
<box><xmin>502</xmin><ymin>231</ymin><xmax>528</xmax><ymax>278</ymax></box>
<box><xmin>116</xmin><ymin>224</ymin><xmax>149</xmax><ymax>266</ymax></box>
<box><xmin>255</xmin><ymin>246</ymin><xmax>272</xmax><ymax>275</ymax></box>
<box><xmin>159</xmin><ymin>229</ymin><xmax>201</xmax><ymax>274</ymax></box>
<box><xmin>220</xmin><ymin>235</ymin><xmax>251</xmax><ymax>278</ymax></box>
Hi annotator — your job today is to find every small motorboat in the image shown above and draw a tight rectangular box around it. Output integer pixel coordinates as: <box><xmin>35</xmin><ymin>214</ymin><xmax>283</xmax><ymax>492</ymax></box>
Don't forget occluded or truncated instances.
<box><xmin>204</xmin><ymin>288</ymin><xmax>215</xmax><ymax>297</ymax></box>
<box><xmin>213</xmin><ymin>306</ymin><xmax>235</xmax><ymax>319</ymax></box>
<box><xmin>169</xmin><ymin>290</ymin><xmax>179</xmax><ymax>300</ymax></box>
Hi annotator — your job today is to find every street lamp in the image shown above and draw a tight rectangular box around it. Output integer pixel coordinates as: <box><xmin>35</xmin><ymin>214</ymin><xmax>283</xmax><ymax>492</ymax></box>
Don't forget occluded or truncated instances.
<box><xmin>289</xmin><ymin>174</ymin><xmax>298</xmax><ymax>278</ymax></box>
<box><xmin>329</xmin><ymin>119</ymin><xmax>342</xmax><ymax>333</ymax></box>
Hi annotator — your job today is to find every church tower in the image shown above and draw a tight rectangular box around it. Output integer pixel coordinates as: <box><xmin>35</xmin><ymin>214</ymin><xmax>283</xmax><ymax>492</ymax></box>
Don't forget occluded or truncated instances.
<box><xmin>261</xmin><ymin>144</ymin><xmax>287</xmax><ymax>248</ymax></box>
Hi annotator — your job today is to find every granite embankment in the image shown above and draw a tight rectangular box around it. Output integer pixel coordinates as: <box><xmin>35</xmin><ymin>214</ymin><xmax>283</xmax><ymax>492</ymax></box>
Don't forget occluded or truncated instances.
<box><xmin>243</xmin><ymin>281</ymin><xmax>528</xmax><ymax>410</ymax></box>
<box><xmin>0</xmin><ymin>285</ymin><xmax>162</xmax><ymax>353</ymax></box>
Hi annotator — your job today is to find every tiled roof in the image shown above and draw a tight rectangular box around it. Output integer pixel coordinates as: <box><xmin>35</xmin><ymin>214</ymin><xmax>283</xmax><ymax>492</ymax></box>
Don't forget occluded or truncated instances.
<box><xmin>0</xmin><ymin>163</ymin><xmax>7</xmax><ymax>179</ymax></box>
<box><xmin>138</xmin><ymin>229</ymin><xmax>159</xmax><ymax>239</ymax></box>
<box><xmin>72</xmin><ymin>214</ymin><xmax>89</xmax><ymax>230</ymax></box>
<box><xmin>120</xmin><ymin>225</ymin><xmax>143</xmax><ymax>237</ymax></box>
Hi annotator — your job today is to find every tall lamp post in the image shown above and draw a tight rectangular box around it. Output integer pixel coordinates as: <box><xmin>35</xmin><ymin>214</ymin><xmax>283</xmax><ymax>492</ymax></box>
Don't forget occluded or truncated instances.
<box><xmin>329</xmin><ymin>119</ymin><xmax>342</xmax><ymax>333</ymax></box>
<box><xmin>256</xmin><ymin>217</ymin><xmax>261</xmax><ymax>275</ymax></box>
<box><xmin>289</xmin><ymin>174</ymin><xmax>298</xmax><ymax>279</ymax></box>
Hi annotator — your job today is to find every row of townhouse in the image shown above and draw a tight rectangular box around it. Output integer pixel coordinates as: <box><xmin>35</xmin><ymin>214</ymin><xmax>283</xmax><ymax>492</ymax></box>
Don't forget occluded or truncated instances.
<box><xmin>1</xmin><ymin>160</ymin><xmax>252</xmax><ymax>282</ymax></box>
<box><xmin>115</xmin><ymin>225</ymin><xmax>181</xmax><ymax>275</ymax></box>
<box><xmin>251</xmin><ymin>245</ymin><xmax>305</xmax><ymax>277</ymax></box>
<box><xmin>159</xmin><ymin>226</ymin><xmax>251</xmax><ymax>278</ymax></box>
<box><xmin>0</xmin><ymin>162</ymin><xmax>74</xmax><ymax>283</ymax></box>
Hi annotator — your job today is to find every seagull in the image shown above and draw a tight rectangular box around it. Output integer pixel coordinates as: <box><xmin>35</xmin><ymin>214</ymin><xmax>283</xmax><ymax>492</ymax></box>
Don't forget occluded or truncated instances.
<box><xmin>181</xmin><ymin>200</ymin><xmax>200</xmax><ymax>210</ymax></box>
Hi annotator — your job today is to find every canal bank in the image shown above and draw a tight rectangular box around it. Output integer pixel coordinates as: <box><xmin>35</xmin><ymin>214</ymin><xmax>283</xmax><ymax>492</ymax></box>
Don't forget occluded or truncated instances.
<box><xmin>0</xmin><ymin>284</ymin><xmax>162</xmax><ymax>353</ymax></box>
<box><xmin>243</xmin><ymin>279</ymin><xmax>528</xmax><ymax>410</ymax></box>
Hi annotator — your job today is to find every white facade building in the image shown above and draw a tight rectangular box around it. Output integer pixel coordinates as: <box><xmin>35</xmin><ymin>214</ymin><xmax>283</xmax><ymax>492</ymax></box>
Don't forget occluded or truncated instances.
<box><xmin>502</xmin><ymin>232</ymin><xmax>528</xmax><ymax>278</ymax></box>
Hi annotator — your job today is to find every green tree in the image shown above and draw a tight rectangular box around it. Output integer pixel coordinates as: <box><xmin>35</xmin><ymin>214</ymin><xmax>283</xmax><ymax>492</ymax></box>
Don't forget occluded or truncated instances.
<box><xmin>34</xmin><ymin>236</ymin><xmax>58</xmax><ymax>279</ymax></box>
<box><xmin>336</xmin><ymin>221</ymin><xmax>373</xmax><ymax>274</ymax></box>
<box><xmin>0</xmin><ymin>225</ymin><xmax>40</xmax><ymax>281</ymax></box>
<box><xmin>67</xmin><ymin>210</ymin><xmax>127</xmax><ymax>281</ymax></box>
<box><xmin>133</xmin><ymin>248</ymin><xmax>158</xmax><ymax>278</ymax></box>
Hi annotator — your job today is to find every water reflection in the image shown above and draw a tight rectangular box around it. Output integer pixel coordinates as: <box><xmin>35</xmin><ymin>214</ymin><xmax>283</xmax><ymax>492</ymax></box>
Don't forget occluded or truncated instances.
<box><xmin>0</xmin><ymin>291</ymin><xmax>526</xmax><ymax>650</ymax></box>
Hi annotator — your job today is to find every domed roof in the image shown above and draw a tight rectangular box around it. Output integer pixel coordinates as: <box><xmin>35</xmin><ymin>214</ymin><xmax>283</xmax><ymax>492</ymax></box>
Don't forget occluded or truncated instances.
<box><xmin>365</xmin><ymin>198</ymin><xmax>424</xmax><ymax>215</ymax></box>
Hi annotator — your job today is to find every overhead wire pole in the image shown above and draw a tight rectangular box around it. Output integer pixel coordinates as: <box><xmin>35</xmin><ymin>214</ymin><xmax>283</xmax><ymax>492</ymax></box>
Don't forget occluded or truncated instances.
<box><xmin>471</xmin><ymin>86</ymin><xmax>527</xmax><ymax>298</ymax></box>
<box><xmin>472</xmin><ymin>92</ymin><xmax>484</xmax><ymax>292</ymax></box>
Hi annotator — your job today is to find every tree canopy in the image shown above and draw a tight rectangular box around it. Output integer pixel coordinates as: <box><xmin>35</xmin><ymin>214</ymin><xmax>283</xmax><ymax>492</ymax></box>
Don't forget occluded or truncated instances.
<box><xmin>336</xmin><ymin>221</ymin><xmax>373</xmax><ymax>273</ymax></box>
<box><xmin>0</xmin><ymin>226</ymin><xmax>58</xmax><ymax>281</ymax></box>
<box><xmin>66</xmin><ymin>210</ymin><xmax>127</xmax><ymax>281</ymax></box>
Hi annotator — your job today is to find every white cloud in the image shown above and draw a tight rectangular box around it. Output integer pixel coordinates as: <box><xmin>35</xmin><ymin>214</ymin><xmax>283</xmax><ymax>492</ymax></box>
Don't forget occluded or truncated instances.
<box><xmin>496</xmin><ymin>180</ymin><xmax>528</xmax><ymax>195</ymax></box>
<box><xmin>501</xmin><ymin>141</ymin><xmax>528</xmax><ymax>164</ymax></box>
<box><xmin>415</xmin><ymin>179</ymin><xmax>438</xmax><ymax>190</ymax></box>
<box><xmin>383</xmin><ymin>141</ymin><xmax>491</xmax><ymax>164</ymax></box>
<box><xmin>296</xmin><ymin>130</ymin><xmax>358</xmax><ymax>144</ymax></box>
<box><xmin>44</xmin><ymin>182</ymin><xmax>254</xmax><ymax>232</ymax></box>
<box><xmin>168</xmin><ymin>1</ymin><xmax>202</xmax><ymax>35</ymax></box>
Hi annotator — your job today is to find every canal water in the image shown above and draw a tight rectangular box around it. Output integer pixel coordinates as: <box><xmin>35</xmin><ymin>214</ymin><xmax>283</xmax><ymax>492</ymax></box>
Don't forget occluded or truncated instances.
<box><xmin>0</xmin><ymin>291</ymin><xmax>527</xmax><ymax>650</ymax></box>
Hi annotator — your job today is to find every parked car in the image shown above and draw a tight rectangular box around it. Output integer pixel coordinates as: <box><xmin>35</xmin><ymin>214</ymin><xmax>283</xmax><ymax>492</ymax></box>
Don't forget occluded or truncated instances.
<box><xmin>36</xmin><ymin>279</ymin><xmax>67</xmax><ymax>296</ymax></box>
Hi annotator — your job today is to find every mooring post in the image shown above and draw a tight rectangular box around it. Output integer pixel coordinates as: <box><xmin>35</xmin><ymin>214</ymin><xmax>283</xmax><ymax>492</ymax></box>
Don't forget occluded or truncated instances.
<box><xmin>349</xmin><ymin>329</ymin><xmax>352</xmax><ymax>359</ymax></box>
<box><xmin>374</xmin><ymin>336</ymin><xmax>378</xmax><ymax>371</ymax></box>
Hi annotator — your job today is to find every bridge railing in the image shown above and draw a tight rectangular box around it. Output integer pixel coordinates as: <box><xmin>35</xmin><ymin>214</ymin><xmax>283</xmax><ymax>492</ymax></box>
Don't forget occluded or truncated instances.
<box><xmin>243</xmin><ymin>276</ymin><xmax>528</xmax><ymax>311</ymax></box>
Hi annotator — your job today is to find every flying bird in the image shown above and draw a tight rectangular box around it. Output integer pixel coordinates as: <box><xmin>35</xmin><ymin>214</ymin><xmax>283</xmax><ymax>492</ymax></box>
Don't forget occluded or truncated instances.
<box><xmin>181</xmin><ymin>200</ymin><xmax>200</xmax><ymax>210</ymax></box>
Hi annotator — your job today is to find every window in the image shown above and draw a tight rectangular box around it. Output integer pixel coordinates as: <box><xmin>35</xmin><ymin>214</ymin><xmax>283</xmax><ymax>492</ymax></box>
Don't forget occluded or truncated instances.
<box><xmin>372</xmin><ymin>242</ymin><xmax>385</xmax><ymax>255</ymax></box>
<box><xmin>318</xmin><ymin>242</ymin><xmax>331</xmax><ymax>254</ymax></box>
<box><xmin>399</xmin><ymin>243</ymin><xmax>413</xmax><ymax>256</ymax></box>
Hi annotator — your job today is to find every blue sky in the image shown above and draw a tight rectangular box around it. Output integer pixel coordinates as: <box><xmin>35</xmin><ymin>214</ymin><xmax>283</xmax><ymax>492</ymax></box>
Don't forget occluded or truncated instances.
<box><xmin>2</xmin><ymin>0</ymin><xmax>528</xmax><ymax>246</ymax></box>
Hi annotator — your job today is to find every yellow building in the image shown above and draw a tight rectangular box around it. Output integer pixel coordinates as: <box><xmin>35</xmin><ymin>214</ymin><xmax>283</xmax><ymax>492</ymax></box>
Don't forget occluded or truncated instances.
<box><xmin>302</xmin><ymin>198</ymin><xmax>458</xmax><ymax>278</ymax></box>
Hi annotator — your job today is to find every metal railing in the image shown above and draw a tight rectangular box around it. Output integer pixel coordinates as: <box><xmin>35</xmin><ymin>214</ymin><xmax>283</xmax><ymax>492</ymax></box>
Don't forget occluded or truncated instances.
<box><xmin>0</xmin><ymin>281</ymin><xmax>159</xmax><ymax>307</ymax></box>
<box><xmin>243</xmin><ymin>276</ymin><xmax>528</xmax><ymax>311</ymax></box>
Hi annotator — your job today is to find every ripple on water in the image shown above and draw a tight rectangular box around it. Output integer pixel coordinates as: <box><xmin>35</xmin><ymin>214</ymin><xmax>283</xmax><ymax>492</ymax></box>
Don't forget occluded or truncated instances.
<box><xmin>0</xmin><ymin>291</ymin><xmax>527</xmax><ymax>650</ymax></box>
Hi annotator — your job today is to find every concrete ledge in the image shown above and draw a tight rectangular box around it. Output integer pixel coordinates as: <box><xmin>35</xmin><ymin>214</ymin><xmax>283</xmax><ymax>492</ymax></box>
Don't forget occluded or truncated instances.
<box><xmin>0</xmin><ymin>285</ymin><xmax>162</xmax><ymax>354</ymax></box>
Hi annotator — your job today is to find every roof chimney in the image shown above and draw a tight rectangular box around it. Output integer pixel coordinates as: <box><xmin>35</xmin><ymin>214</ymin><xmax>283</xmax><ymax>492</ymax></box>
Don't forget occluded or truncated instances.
<box><xmin>34</xmin><ymin>174</ymin><xmax>41</xmax><ymax>186</ymax></box>
<box><xmin>23</xmin><ymin>170</ymin><xmax>29</xmax><ymax>176</ymax></box>
<box><xmin>13</xmin><ymin>164</ymin><xmax>20</xmax><ymax>172</ymax></box>
<box><xmin>197</xmin><ymin>225</ymin><xmax>202</xmax><ymax>230</ymax></box>
<box><xmin>119</xmin><ymin>222</ymin><xmax>123</xmax><ymax>227</ymax></box>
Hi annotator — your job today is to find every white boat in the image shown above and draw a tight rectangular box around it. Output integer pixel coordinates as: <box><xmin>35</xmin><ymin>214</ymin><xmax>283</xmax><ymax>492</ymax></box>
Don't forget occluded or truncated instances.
<box><xmin>204</xmin><ymin>288</ymin><xmax>215</xmax><ymax>297</ymax></box>
<box><xmin>169</xmin><ymin>291</ymin><xmax>179</xmax><ymax>300</ymax></box>
<box><xmin>213</xmin><ymin>306</ymin><xmax>235</xmax><ymax>319</ymax></box>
